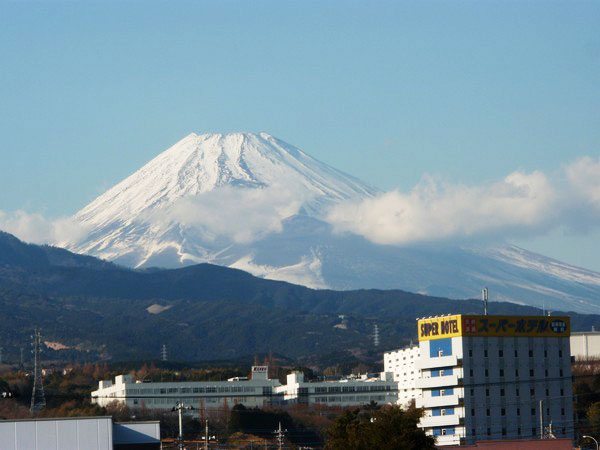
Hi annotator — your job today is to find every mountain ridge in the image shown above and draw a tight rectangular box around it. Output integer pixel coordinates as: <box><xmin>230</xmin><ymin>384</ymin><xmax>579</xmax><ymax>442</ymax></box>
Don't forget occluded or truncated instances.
<box><xmin>56</xmin><ymin>132</ymin><xmax>600</xmax><ymax>313</ymax></box>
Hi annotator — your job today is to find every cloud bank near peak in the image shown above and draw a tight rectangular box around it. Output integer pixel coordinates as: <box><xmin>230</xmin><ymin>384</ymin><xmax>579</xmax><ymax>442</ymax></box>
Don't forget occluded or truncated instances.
<box><xmin>326</xmin><ymin>156</ymin><xmax>600</xmax><ymax>246</ymax></box>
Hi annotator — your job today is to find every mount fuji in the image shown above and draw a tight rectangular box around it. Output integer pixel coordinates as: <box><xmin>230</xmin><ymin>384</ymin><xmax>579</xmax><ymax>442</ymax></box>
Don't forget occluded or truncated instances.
<box><xmin>63</xmin><ymin>132</ymin><xmax>600</xmax><ymax>314</ymax></box>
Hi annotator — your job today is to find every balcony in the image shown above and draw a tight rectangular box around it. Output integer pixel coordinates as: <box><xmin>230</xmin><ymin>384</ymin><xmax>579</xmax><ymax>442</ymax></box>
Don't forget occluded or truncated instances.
<box><xmin>434</xmin><ymin>434</ymin><xmax>462</xmax><ymax>446</ymax></box>
<box><xmin>416</xmin><ymin>394</ymin><xmax>460</xmax><ymax>408</ymax></box>
<box><xmin>419</xmin><ymin>414</ymin><xmax>461</xmax><ymax>428</ymax></box>
<box><xmin>415</xmin><ymin>355</ymin><xmax>458</xmax><ymax>370</ymax></box>
<box><xmin>415</xmin><ymin>374</ymin><xmax>459</xmax><ymax>389</ymax></box>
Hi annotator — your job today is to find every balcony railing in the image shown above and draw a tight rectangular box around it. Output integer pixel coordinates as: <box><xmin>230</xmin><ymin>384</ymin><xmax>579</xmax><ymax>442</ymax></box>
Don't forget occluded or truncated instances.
<box><xmin>419</xmin><ymin>414</ymin><xmax>461</xmax><ymax>428</ymax></box>
<box><xmin>415</xmin><ymin>374</ymin><xmax>459</xmax><ymax>389</ymax></box>
<box><xmin>415</xmin><ymin>355</ymin><xmax>458</xmax><ymax>370</ymax></box>
<box><xmin>416</xmin><ymin>394</ymin><xmax>460</xmax><ymax>408</ymax></box>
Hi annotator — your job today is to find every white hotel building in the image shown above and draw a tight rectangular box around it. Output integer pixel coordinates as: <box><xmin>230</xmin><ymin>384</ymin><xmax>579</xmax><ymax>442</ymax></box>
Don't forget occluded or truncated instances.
<box><xmin>383</xmin><ymin>345</ymin><xmax>421</xmax><ymax>408</ymax></box>
<box><xmin>412</xmin><ymin>314</ymin><xmax>573</xmax><ymax>446</ymax></box>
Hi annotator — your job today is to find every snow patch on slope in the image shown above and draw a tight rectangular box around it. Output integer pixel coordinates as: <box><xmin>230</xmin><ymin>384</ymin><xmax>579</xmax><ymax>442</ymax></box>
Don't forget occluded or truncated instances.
<box><xmin>230</xmin><ymin>251</ymin><xmax>326</xmax><ymax>289</ymax></box>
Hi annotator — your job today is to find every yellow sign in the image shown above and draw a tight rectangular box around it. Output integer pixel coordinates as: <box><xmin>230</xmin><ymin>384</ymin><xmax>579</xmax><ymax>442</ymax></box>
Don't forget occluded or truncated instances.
<box><xmin>418</xmin><ymin>315</ymin><xmax>570</xmax><ymax>341</ymax></box>
<box><xmin>418</xmin><ymin>315</ymin><xmax>463</xmax><ymax>341</ymax></box>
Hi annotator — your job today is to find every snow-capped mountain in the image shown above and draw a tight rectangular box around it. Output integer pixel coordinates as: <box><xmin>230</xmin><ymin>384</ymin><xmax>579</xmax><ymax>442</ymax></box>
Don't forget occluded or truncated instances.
<box><xmin>64</xmin><ymin>132</ymin><xmax>600</xmax><ymax>314</ymax></box>
<box><xmin>65</xmin><ymin>132</ymin><xmax>377</xmax><ymax>267</ymax></box>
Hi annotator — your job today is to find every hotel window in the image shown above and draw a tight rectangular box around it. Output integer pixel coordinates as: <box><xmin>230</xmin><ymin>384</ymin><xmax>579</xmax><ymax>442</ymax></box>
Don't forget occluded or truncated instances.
<box><xmin>471</xmin><ymin>408</ymin><xmax>475</xmax><ymax>416</ymax></box>
<box><xmin>487</xmin><ymin>428</ymin><xmax>491</xmax><ymax>436</ymax></box>
<box><xmin>485</xmin><ymin>369</ymin><xmax>489</xmax><ymax>377</ymax></box>
<box><xmin>499</xmin><ymin>369</ymin><xmax>504</xmax><ymax>377</ymax></box>
<box><xmin>560</xmin><ymin>369</ymin><xmax>564</xmax><ymax>376</ymax></box>
<box><xmin>469</xmin><ymin>350</ymin><xmax>473</xmax><ymax>357</ymax></box>
<box><xmin>500</xmin><ymin>388</ymin><xmax>505</xmax><ymax>397</ymax></box>
<box><xmin>486</xmin><ymin>389</ymin><xmax>490</xmax><ymax>397</ymax></box>
<box><xmin>560</xmin><ymin>388</ymin><xmax>564</xmax><ymax>396</ymax></box>
<box><xmin>486</xmin><ymin>409</ymin><xmax>490</xmax><ymax>416</ymax></box>
<box><xmin>530</xmin><ymin>369</ymin><xmax>534</xmax><ymax>377</ymax></box>
<box><xmin>545</xmin><ymin>369</ymin><xmax>549</xmax><ymax>377</ymax></box>
<box><xmin>517</xmin><ymin>408</ymin><xmax>520</xmax><ymax>416</ymax></box>
<box><xmin>484</xmin><ymin>350</ymin><xmax>488</xmax><ymax>357</ymax></box>
<box><xmin>516</xmin><ymin>388</ymin><xmax>520</xmax><ymax>396</ymax></box>
<box><xmin>470</xmin><ymin>369</ymin><xmax>474</xmax><ymax>376</ymax></box>
<box><xmin>546</xmin><ymin>389</ymin><xmax>549</xmax><ymax>396</ymax></box>
<box><xmin>515</xmin><ymin>369</ymin><xmax>519</xmax><ymax>377</ymax></box>
<box><xmin>515</xmin><ymin>350</ymin><xmax>518</xmax><ymax>357</ymax></box>
<box><xmin>544</xmin><ymin>350</ymin><xmax>547</xmax><ymax>357</ymax></box>
<box><xmin>501</xmin><ymin>408</ymin><xmax>506</xmax><ymax>416</ymax></box>
<box><xmin>559</xmin><ymin>350</ymin><xmax>563</xmax><ymax>357</ymax></box>
<box><xmin>529</xmin><ymin>350</ymin><xmax>533</xmax><ymax>357</ymax></box>
<box><xmin>502</xmin><ymin>428</ymin><xmax>507</xmax><ymax>436</ymax></box>
<box><xmin>531</xmin><ymin>408</ymin><xmax>536</xmax><ymax>416</ymax></box>
<box><xmin>499</xmin><ymin>350</ymin><xmax>503</xmax><ymax>357</ymax></box>
<box><xmin>530</xmin><ymin>388</ymin><xmax>535</xmax><ymax>396</ymax></box>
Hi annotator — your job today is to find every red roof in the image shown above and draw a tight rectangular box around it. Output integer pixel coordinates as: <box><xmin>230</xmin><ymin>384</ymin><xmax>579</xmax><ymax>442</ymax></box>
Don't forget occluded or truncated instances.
<box><xmin>438</xmin><ymin>438</ymin><xmax>573</xmax><ymax>449</ymax></box>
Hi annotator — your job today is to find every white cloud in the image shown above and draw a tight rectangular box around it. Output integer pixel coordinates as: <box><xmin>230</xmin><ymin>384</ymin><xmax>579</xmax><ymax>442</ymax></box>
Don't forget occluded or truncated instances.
<box><xmin>141</xmin><ymin>184</ymin><xmax>309</xmax><ymax>244</ymax></box>
<box><xmin>326</xmin><ymin>170</ymin><xmax>561</xmax><ymax>245</ymax></box>
<box><xmin>565</xmin><ymin>156</ymin><xmax>600</xmax><ymax>207</ymax></box>
<box><xmin>0</xmin><ymin>210</ymin><xmax>90</xmax><ymax>246</ymax></box>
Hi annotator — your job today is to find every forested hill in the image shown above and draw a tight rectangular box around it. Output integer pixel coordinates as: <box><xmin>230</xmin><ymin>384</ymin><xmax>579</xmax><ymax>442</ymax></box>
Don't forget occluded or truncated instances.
<box><xmin>0</xmin><ymin>231</ymin><xmax>598</xmax><ymax>362</ymax></box>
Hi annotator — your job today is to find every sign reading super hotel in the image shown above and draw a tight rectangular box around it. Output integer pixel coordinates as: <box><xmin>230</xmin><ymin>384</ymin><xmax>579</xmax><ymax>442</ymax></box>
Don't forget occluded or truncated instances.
<box><xmin>418</xmin><ymin>314</ymin><xmax>570</xmax><ymax>341</ymax></box>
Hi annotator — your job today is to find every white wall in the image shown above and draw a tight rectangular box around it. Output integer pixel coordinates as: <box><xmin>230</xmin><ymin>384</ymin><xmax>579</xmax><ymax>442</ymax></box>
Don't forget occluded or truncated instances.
<box><xmin>0</xmin><ymin>417</ymin><xmax>113</xmax><ymax>450</ymax></box>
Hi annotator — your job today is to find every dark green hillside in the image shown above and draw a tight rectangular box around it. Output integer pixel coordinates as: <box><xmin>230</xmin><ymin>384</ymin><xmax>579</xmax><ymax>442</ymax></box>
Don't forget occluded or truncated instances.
<box><xmin>1</xmin><ymin>231</ymin><xmax>598</xmax><ymax>363</ymax></box>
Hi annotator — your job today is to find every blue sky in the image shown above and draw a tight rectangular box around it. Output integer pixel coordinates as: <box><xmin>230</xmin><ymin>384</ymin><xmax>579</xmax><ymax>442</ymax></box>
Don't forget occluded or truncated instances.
<box><xmin>0</xmin><ymin>1</ymin><xmax>599</xmax><ymax>269</ymax></box>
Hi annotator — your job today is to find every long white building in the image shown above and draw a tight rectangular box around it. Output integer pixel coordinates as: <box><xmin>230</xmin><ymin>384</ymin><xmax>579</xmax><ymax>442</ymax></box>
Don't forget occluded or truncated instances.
<box><xmin>415</xmin><ymin>314</ymin><xmax>573</xmax><ymax>446</ymax></box>
<box><xmin>383</xmin><ymin>345</ymin><xmax>421</xmax><ymax>407</ymax></box>
<box><xmin>275</xmin><ymin>371</ymin><xmax>398</xmax><ymax>406</ymax></box>
<box><xmin>92</xmin><ymin>366</ymin><xmax>280</xmax><ymax>412</ymax></box>
<box><xmin>92</xmin><ymin>366</ymin><xmax>397</xmax><ymax>412</ymax></box>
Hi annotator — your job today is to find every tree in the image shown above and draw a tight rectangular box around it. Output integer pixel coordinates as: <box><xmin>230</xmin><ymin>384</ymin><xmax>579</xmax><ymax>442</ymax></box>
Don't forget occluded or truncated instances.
<box><xmin>325</xmin><ymin>405</ymin><xmax>435</xmax><ymax>450</ymax></box>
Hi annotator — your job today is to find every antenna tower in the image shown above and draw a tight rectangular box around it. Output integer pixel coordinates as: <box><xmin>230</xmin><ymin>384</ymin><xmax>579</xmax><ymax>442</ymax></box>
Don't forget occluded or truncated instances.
<box><xmin>482</xmin><ymin>287</ymin><xmax>489</xmax><ymax>315</ymax></box>
<box><xmin>373</xmin><ymin>324</ymin><xmax>380</xmax><ymax>348</ymax></box>
<box><xmin>19</xmin><ymin>347</ymin><xmax>24</xmax><ymax>369</ymax></box>
<box><xmin>30</xmin><ymin>328</ymin><xmax>46</xmax><ymax>413</ymax></box>
<box><xmin>161</xmin><ymin>344</ymin><xmax>168</xmax><ymax>362</ymax></box>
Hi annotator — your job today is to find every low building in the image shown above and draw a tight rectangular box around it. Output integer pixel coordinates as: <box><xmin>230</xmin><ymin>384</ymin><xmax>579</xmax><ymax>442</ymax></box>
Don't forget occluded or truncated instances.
<box><xmin>383</xmin><ymin>344</ymin><xmax>422</xmax><ymax>407</ymax></box>
<box><xmin>274</xmin><ymin>371</ymin><xmax>398</xmax><ymax>406</ymax></box>
<box><xmin>0</xmin><ymin>416</ymin><xmax>160</xmax><ymax>450</ymax></box>
<box><xmin>92</xmin><ymin>366</ymin><xmax>398</xmax><ymax>412</ymax></box>
<box><xmin>570</xmin><ymin>330</ymin><xmax>600</xmax><ymax>359</ymax></box>
<box><xmin>92</xmin><ymin>366</ymin><xmax>281</xmax><ymax>412</ymax></box>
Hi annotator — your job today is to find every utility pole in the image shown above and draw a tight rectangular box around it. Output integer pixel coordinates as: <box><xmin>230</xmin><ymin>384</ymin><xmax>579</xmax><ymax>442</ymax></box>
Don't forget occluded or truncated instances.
<box><xmin>30</xmin><ymin>328</ymin><xmax>46</xmax><ymax>413</ymax></box>
<box><xmin>274</xmin><ymin>421</ymin><xmax>286</xmax><ymax>450</ymax></box>
<box><xmin>373</xmin><ymin>324</ymin><xmax>380</xmax><ymax>348</ymax></box>
<box><xmin>539</xmin><ymin>399</ymin><xmax>543</xmax><ymax>439</ymax></box>
<box><xmin>172</xmin><ymin>401</ymin><xmax>194</xmax><ymax>450</ymax></box>
<box><xmin>204</xmin><ymin>419</ymin><xmax>209</xmax><ymax>450</ymax></box>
